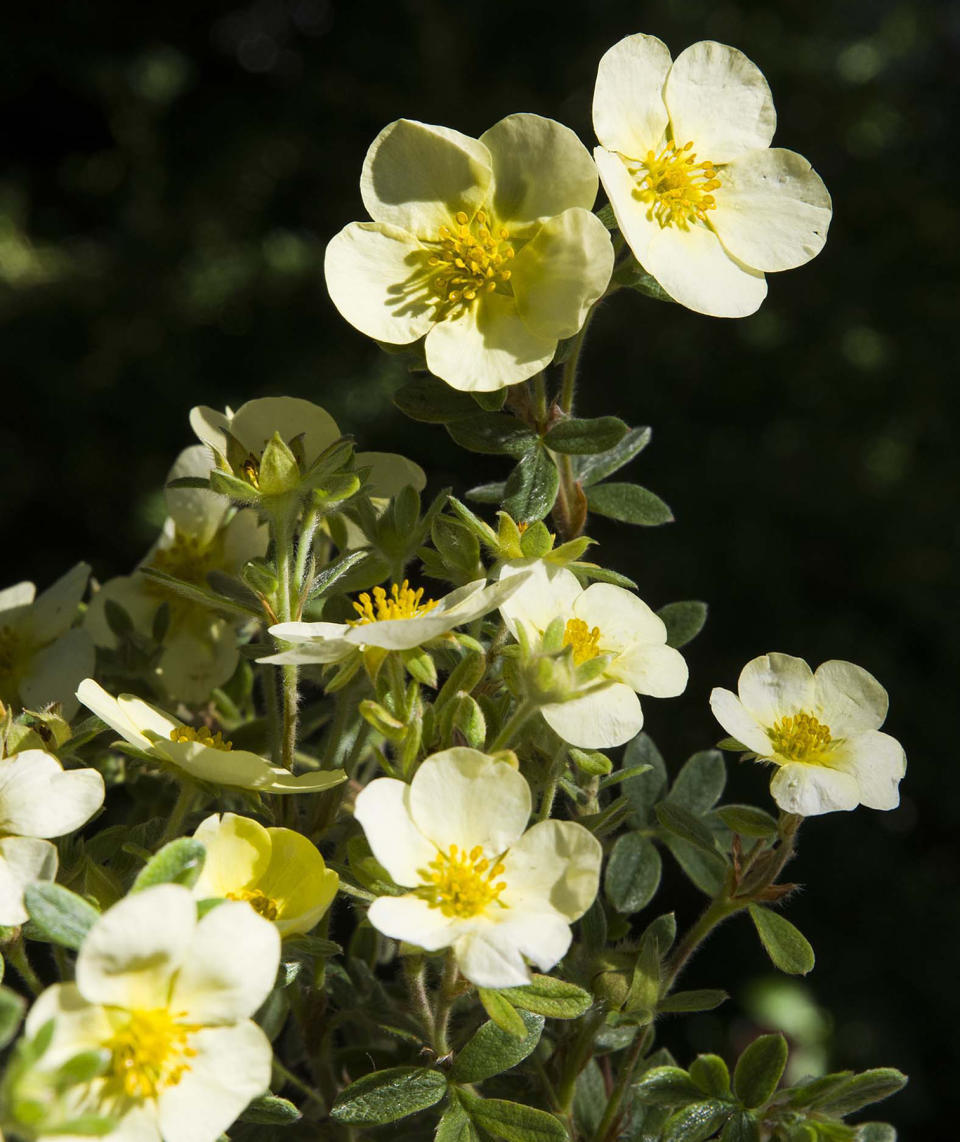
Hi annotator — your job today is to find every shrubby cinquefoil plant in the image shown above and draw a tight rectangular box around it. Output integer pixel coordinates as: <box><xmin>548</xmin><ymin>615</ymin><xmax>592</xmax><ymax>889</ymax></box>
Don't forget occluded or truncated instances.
<box><xmin>0</xmin><ymin>29</ymin><xmax>905</xmax><ymax>1142</ymax></box>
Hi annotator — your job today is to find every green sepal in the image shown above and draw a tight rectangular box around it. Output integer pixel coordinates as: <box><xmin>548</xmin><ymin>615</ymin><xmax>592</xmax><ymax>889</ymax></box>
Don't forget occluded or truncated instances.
<box><xmin>209</xmin><ymin>468</ymin><xmax>261</xmax><ymax>504</ymax></box>
<box><xmin>259</xmin><ymin>432</ymin><xmax>301</xmax><ymax>495</ymax></box>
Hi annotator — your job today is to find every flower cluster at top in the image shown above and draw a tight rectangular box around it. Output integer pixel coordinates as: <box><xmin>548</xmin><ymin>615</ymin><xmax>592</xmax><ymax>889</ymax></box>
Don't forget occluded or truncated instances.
<box><xmin>0</xmin><ymin>30</ymin><xmax>910</xmax><ymax>1142</ymax></box>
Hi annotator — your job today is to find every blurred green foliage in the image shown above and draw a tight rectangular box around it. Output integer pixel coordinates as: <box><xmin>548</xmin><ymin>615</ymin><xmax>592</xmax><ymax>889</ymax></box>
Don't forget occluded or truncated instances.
<box><xmin>1</xmin><ymin>0</ymin><xmax>956</xmax><ymax>1132</ymax></box>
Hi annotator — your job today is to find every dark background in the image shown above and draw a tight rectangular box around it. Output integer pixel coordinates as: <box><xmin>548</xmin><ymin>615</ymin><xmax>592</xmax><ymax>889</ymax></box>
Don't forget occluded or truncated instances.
<box><xmin>2</xmin><ymin>0</ymin><xmax>956</xmax><ymax>1133</ymax></box>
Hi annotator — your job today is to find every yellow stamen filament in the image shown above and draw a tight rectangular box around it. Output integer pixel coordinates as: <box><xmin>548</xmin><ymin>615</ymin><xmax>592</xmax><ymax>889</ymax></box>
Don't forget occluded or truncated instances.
<box><xmin>563</xmin><ymin>618</ymin><xmax>603</xmax><ymax>665</ymax></box>
<box><xmin>426</xmin><ymin>209</ymin><xmax>515</xmax><ymax>316</ymax></box>
<box><xmin>106</xmin><ymin>1009</ymin><xmax>197</xmax><ymax>1099</ymax></box>
<box><xmin>768</xmin><ymin>712</ymin><xmax>834</xmax><ymax>763</ymax></box>
<box><xmin>416</xmin><ymin>844</ymin><xmax>508</xmax><ymax>918</ymax></box>
<box><xmin>227</xmin><ymin>888</ymin><xmax>280</xmax><ymax>921</ymax></box>
<box><xmin>169</xmin><ymin>725</ymin><xmax>233</xmax><ymax>751</ymax></box>
<box><xmin>630</xmin><ymin>140</ymin><xmax>721</xmax><ymax>229</ymax></box>
<box><xmin>348</xmin><ymin>581</ymin><xmax>438</xmax><ymax>626</ymax></box>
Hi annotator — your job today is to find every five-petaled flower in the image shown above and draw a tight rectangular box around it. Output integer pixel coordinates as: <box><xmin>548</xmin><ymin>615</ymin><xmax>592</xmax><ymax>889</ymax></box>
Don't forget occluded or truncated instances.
<box><xmin>0</xmin><ymin>749</ymin><xmax>104</xmax><ymax>926</ymax></box>
<box><xmin>354</xmin><ymin>748</ymin><xmax>602</xmax><ymax>988</ymax></box>
<box><xmin>498</xmin><ymin>560</ymin><xmax>688</xmax><ymax>748</ymax></box>
<box><xmin>24</xmin><ymin>885</ymin><xmax>279</xmax><ymax>1142</ymax></box>
<box><xmin>710</xmin><ymin>652</ymin><xmax>906</xmax><ymax>816</ymax></box>
<box><xmin>191</xmin><ymin>812</ymin><xmax>339</xmax><ymax>937</ymax></box>
<box><xmin>77</xmin><ymin>679</ymin><xmax>346</xmax><ymax>795</ymax></box>
<box><xmin>324</xmin><ymin>114</ymin><xmax>614</xmax><ymax>392</ymax></box>
<box><xmin>593</xmin><ymin>34</ymin><xmax>832</xmax><ymax>317</ymax></box>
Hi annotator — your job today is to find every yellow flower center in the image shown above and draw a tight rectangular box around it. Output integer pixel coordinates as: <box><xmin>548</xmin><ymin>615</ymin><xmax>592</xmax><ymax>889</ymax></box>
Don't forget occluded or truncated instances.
<box><xmin>348</xmin><ymin>581</ymin><xmax>438</xmax><ymax>626</ymax></box>
<box><xmin>147</xmin><ymin>532</ymin><xmax>215</xmax><ymax>589</ymax></box>
<box><xmin>563</xmin><ymin>618</ymin><xmax>603</xmax><ymax>665</ymax></box>
<box><xmin>416</xmin><ymin>844</ymin><xmax>508</xmax><ymax>919</ymax></box>
<box><xmin>630</xmin><ymin>140</ymin><xmax>721</xmax><ymax>230</ymax></box>
<box><xmin>227</xmin><ymin>888</ymin><xmax>279</xmax><ymax>921</ymax></box>
<box><xmin>106</xmin><ymin>1009</ymin><xmax>197</xmax><ymax>1100</ymax></box>
<box><xmin>768</xmin><ymin>712</ymin><xmax>834</xmax><ymax>763</ymax></box>
<box><xmin>426</xmin><ymin>209</ymin><xmax>515</xmax><ymax>316</ymax></box>
<box><xmin>169</xmin><ymin>725</ymin><xmax>233</xmax><ymax>750</ymax></box>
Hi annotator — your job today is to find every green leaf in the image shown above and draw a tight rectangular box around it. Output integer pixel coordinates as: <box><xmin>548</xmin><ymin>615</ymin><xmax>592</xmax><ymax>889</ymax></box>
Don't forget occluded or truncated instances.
<box><xmin>572</xmin><ymin>1060</ymin><xmax>606</xmax><ymax>1136</ymax></box>
<box><xmin>721</xmin><ymin>1111</ymin><xmax>761</xmax><ymax>1142</ymax></box>
<box><xmin>598</xmin><ymin>763</ymin><xmax>653</xmax><ymax>791</ymax></box>
<box><xmin>640</xmin><ymin>911</ymin><xmax>677</xmax><ymax>957</ymax></box>
<box><xmin>586</xmin><ymin>482</ymin><xmax>672</xmax><ymax>526</ymax></box>
<box><xmin>855</xmin><ymin>1124</ymin><xmax>897</xmax><ymax>1142</ymax></box>
<box><xmin>657</xmin><ymin>601</ymin><xmax>708</xmax><ymax>649</ymax></box>
<box><xmin>574</xmin><ymin>426</ymin><xmax>652</xmax><ymax>487</ymax></box>
<box><xmin>458</xmin><ymin>1092</ymin><xmax>566</xmax><ymax>1142</ymax></box>
<box><xmin>139</xmin><ymin>567</ymin><xmax>261</xmax><ymax>620</ymax></box>
<box><xmin>663</xmin><ymin>837</ymin><xmax>728</xmax><ymax>896</ymax></box>
<box><xmin>306</xmin><ymin>549</ymin><xmax>370</xmax><ymax>601</ymax></box>
<box><xmin>663</xmin><ymin>1100</ymin><xmax>732</xmax><ymax>1142</ymax></box>
<box><xmin>605</xmin><ymin>833</ymin><xmax>662</xmax><ymax>914</ymax></box>
<box><xmin>614</xmin><ymin>258</ymin><xmax>675</xmax><ymax>304</ymax></box>
<box><xmin>465</xmin><ymin>481</ymin><xmax>506</xmax><ymax>504</ymax></box>
<box><xmin>394</xmin><ymin>377</ymin><xmax>478</xmax><ymax>423</ymax></box>
<box><xmin>478</xmin><ymin>987</ymin><xmax>529</xmax><ymax>1038</ymax></box>
<box><xmin>595</xmin><ymin>203</ymin><xmax>618</xmax><ymax>230</ymax></box>
<box><xmin>436</xmin><ymin>1100</ymin><xmax>482</xmax><ymax>1142</ymax></box>
<box><xmin>655</xmin><ymin>803</ymin><xmax>720</xmax><ymax>855</ymax></box>
<box><xmin>667</xmin><ymin>751</ymin><xmax>726</xmax><ymax>815</ymax></box>
<box><xmin>131</xmin><ymin>838</ymin><xmax>206</xmax><ymax>893</ymax></box>
<box><xmin>689</xmin><ymin>1054</ymin><xmax>731</xmax><ymax>1099</ymax></box>
<box><xmin>632</xmin><ymin>1066</ymin><xmax>703</xmax><ymax>1107</ymax></box>
<box><xmin>502</xmin><ymin>447</ymin><xmax>559</xmax><ymax>523</ymax></box>
<box><xmin>330</xmin><ymin>1066</ymin><xmax>448</xmax><ymax>1124</ymax></box>
<box><xmin>748</xmin><ymin>905</ymin><xmax>815</xmax><ymax>976</ymax></box>
<box><xmin>239</xmin><ymin>1094</ymin><xmax>303</xmax><ymax>1124</ymax></box>
<box><xmin>450</xmin><ymin>1010</ymin><xmax>544</xmax><ymax>1083</ymax></box>
<box><xmin>733</xmin><ymin>1033</ymin><xmax>788</xmax><ymax>1108</ymax></box>
<box><xmin>807</xmin><ymin>1069</ymin><xmax>908</xmax><ymax>1116</ymax></box>
<box><xmin>569</xmin><ymin>748</ymin><xmax>612</xmax><ymax>776</ymax></box>
<box><xmin>166</xmin><ymin>475</ymin><xmax>211</xmax><ymax>490</ymax></box>
<box><xmin>717</xmin><ymin>805</ymin><xmax>779</xmax><ymax>838</ymax></box>
<box><xmin>24</xmin><ymin>883</ymin><xmax>100</xmax><ymax>950</ymax></box>
<box><xmin>544</xmin><ymin>416</ymin><xmax>629</xmax><ymax>455</ymax></box>
<box><xmin>447</xmin><ymin>414</ymin><xmax>538</xmax><ymax>456</ymax></box>
<box><xmin>622</xmin><ymin>733</ymin><xmax>668</xmax><ymax>822</ymax></box>
<box><xmin>0</xmin><ymin>984</ymin><xmax>26</xmax><ymax>1049</ymax></box>
<box><xmin>499</xmin><ymin>974</ymin><xmax>592</xmax><ymax>1019</ymax></box>
<box><xmin>660</xmin><ymin>990</ymin><xmax>729</xmax><ymax>1015</ymax></box>
<box><xmin>473</xmin><ymin>389</ymin><xmax>507</xmax><ymax>411</ymax></box>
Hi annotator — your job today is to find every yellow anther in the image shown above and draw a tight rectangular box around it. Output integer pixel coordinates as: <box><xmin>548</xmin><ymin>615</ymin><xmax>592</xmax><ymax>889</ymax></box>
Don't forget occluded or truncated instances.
<box><xmin>227</xmin><ymin>888</ymin><xmax>280</xmax><ymax>921</ymax></box>
<box><xmin>768</xmin><ymin>712</ymin><xmax>834</xmax><ymax>763</ymax></box>
<box><xmin>169</xmin><ymin>726</ymin><xmax>233</xmax><ymax>751</ymax></box>
<box><xmin>630</xmin><ymin>139</ymin><xmax>723</xmax><ymax>230</ymax></box>
<box><xmin>563</xmin><ymin>618</ymin><xmax>603</xmax><ymax>665</ymax></box>
<box><xmin>416</xmin><ymin>843</ymin><xmax>509</xmax><ymax>918</ymax></box>
<box><xmin>348</xmin><ymin>581</ymin><xmax>439</xmax><ymax>626</ymax></box>
<box><xmin>425</xmin><ymin>208</ymin><xmax>516</xmax><ymax>316</ymax></box>
<box><xmin>106</xmin><ymin>1009</ymin><xmax>197</xmax><ymax>1100</ymax></box>
<box><xmin>455</xmin><ymin>210</ymin><xmax>469</xmax><ymax>225</ymax></box>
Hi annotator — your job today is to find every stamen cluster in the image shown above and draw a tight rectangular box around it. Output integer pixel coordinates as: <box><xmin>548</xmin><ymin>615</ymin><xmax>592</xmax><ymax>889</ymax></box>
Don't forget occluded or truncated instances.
<box><xmin>768</xmin><ymin>711</ymin><xmax>834</xmax><ymax>762</ymax></box>
<box><xmin>563</xmin><ymin>617</ymin><xmax>603</xmax><ymax>665</ymax></box>
<box><xmin>631</xmin><ymin>140</ymin><xmax>721</xmax><ymax>230</ymax></box>
<box><xmin>106</xmin><ymin>1009</ymin><xmax>197</xmax><ymax>1100</ymax></box>
<box><xmin>427</xmin><ymin>210</ymin><xmax>515</xmax><ymax>315</ymax></box>
<box><xmin>416</xmin><ymin>843</ymin><xmax>507</xmax><ymax>919</ymax></box>
<box><xmin>169</xmin><ymin>726</ymin><xmax>234</xmax><ymax>751</ymax></box>
<box><xmin>349</xmin><ymin>581</ymin><xmax>438</xmax><ymax>626</ymax></box>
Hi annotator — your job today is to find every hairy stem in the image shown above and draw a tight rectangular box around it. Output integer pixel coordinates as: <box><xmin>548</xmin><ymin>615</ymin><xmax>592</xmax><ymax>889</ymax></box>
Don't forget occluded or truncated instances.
<box><xmin>592</xmin><ymin>1025</ymin><xmax>654</xmax><ymax>1142</ymax></box>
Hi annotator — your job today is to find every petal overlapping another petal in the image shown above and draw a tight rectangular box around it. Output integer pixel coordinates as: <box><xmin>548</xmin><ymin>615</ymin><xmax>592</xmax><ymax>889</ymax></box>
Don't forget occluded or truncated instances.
<box><xmin>592</xmin><ymin>33</ymin><xmax>673</xmax><ymax>157</ymax></box>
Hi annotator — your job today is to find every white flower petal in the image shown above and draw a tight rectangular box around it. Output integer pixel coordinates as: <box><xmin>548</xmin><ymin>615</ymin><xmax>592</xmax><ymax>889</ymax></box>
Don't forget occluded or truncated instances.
<box><xmin>76</xmin><ymin>679</ymin><xmax>153</xmax><ymax>750</ymax></box>
<box><xmin>227</xmin><ymin>397</ymin><xmax>341</xmax><ymax>470</ymax></box>
<box><xmin>834</xmin><ymin>731</ymin><xmax>906</xmax><ymax>811</ymax></box>
<box><xmin>607</xmin><ymin>642</ymin><xmax>689</xmax><ymax>698</ymax></box>
<box><xmin>257</xmin><ymin>768</ymin><xmax>347</xmax><ymax>795</ymax></box>
<box><xmin>0</xmin><ymin>836</ymin><xmax>58</xmax><ymax>926</ymax></box>
<box><xmin>367</xmin><ymin>894</ymin><xmax>458</xmax><ymax>951</ymax></box>
<box><xmin>157</xmin><ymin>1022</ymin><xmax>272</xmax><ymax>1142</ymax></box>
<box><xmin>20</xmin><ymin>627</ymin><xmax>95</xmax><ymax>719</ymax></box>
<box><xmin>262</xmin><ymin>621</ymin><xmax>354</xmax><ymax>665</ymax></box>
<box><xmin>155</xmin><ymin>616</ymin><xmax>238</xmax><ymax>705</ymax></box>
<box><xmin>498</xmin><ymin>561</ymin><xmax>582</xmax><ymax>640</ymax></box>
<box><xmin>712</xmin><ymin>148</ymin><xmax>832</xmax><ymax>272</ymax></box>
<box><xmin>0</xmin><ymin>581</ymin><xmax>35</xmax><ymax>613</ymax></box>
<box><xmin>542</xmin><ymin>684</ymin><xmax>644</xmax><ymax>749</ymax></box>
<box><xmin>511</xmin><ymin>208</ymin><xmax>613</xmax><ymax>341</ymax></box>
<box><xmin>573</xmin><ymin>583</ymin><xmax>666</xmax><ymax>648</ymax></box>
<box><xmin>813</xmin><ymin>660</ymin><xmax>888</xmax><ymax>735</ymax></box>
<box><xmin>708</xmin><ymin>688</ymin><xmax>774</xmax><ymax>754</ymax></box>
<box><xmin>361</xmin><ymin>119</ymin><xmax>492</xmax><ymax>235</ymax></box>
<box><xmin>221</xmin><ymin>509</ymin><xmax>269</xmax><ymax>571</ymax></box>
<box><xmin>116</xmin><ymin>693</ymin><xmax>179</xmax><ymax>739</ymax></box>
<box><xmin>155</xmin><ymin>739</ymin><xmax>274</xmax><ymax>788</ymax></box>
<box><xmin>453</xmin><ymin>926</ymin><xmax>532</xmax><ymax>989</ymax></box>
<box><xmin>172</xmin><ymin>901</ymin><xmax>279</xmax><ymax>1024</ymax></box>
<box><xmin>23</xmin><ymin>983</ymin><xmax>114</xmax><ymax>1067</ymax></box>
<box><xmin>769</xmin><ymin>762</ymin><xmax>860</xmax><ymax>816</ymax></box>
<box><xmin>83</xmin><ymin>575</ymin><xmax>159</xmax><ymax>651</ymax></box>
<box><xmin>503</xmin><ymin>820</ymin><xmax>601</xmax><ymax>921</ymax></box>
<box><xmin>163</xmin><ymin>446</ymin><xmax>227</xmax><ymax>543</ymax></box>
<box><xmin>76</xmin><ymin>885</ymin><xmax>195</xmax><ymax>1010</ymax></box>
<box><xmin>26</xmin><ymin>562</ymin><xmax>90</xmax><ymax>643</ymax></box>
<box><xmin>0</xmin><ymin>750</ymin><xmax>103</xmax><ymax>839</ymax></box>
<box><xmin>324</xmin><ymin>221</ymin><xmax>437</xmax><ymax>344</ymax></box>
<box><xmin>592</xmin><ymin>33</ymin><xmax>673</xmax><ymax>157</ymax></box>
<box><xmin>481</xmin><ymin>113</ymin><xmax>598</xmax><ymax>222</ymax></box>
<box><xmin>664</xmin><ymin>41</ymin><xmax>776</xmax><ymax>162</ymax></box>
<box><xmin>737</xmin><ymin>653</ymin><xmax>816</xmax><ymax>722</ymax></box>
<box><xmin>354</xmin><ymin>451</ymin><xmax>427</xmax><ymax>496</ymax></box>
<box><xmin>107</xmin><ymin>1107</ymin><xmax>164</xmax><ymax>1142</ymax></box>
<box><xmin>408</xmin><ymin>749</ymin><xmax>532</xmax><ymax>855</ymax></box>
<box><xmin>189</xmin><ymin>405</ymin><xmax>232</xmax><ymax>459</ymax></box>
<box><xmin>424</xmin><ymin>293</ymin><xmax>555</xmax><ymax>392</ymax></box>
<box><xmin>353</xmin><ymin>777</ymin><xmax>436</xmax><ymax>885</ymax></box>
